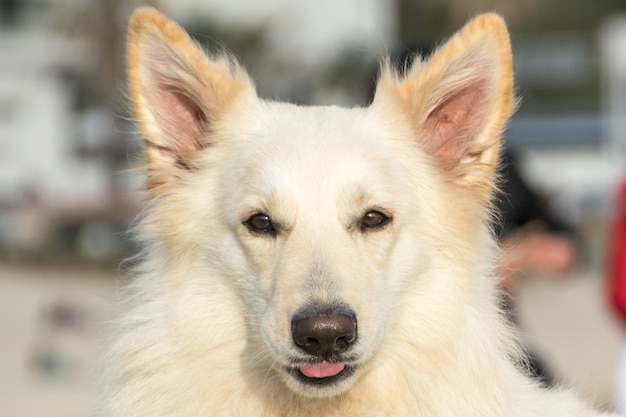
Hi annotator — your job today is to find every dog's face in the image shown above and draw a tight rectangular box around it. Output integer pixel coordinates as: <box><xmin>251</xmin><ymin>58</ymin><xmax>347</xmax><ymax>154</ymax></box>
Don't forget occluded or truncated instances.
<box><xmin>127</xmin><ymin>8</ymin><xmax>514</xmax><ymax>398</ymax></box>
<box><xmin>215</xmin><ymin>103</ymin><xmax>424</xmax><ymax>396</ymax></box>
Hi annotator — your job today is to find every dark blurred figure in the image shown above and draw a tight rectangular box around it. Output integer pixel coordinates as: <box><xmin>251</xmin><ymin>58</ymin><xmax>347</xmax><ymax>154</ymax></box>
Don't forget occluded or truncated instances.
<box><xmin>495</xmin><ymin>150</ymin><xmax>578</xmax><ymax>290</ymax></box>
<box><xmin>495</xmin><ymin>149</ymin><xmax>578</xmax><ymax>385</ymax></box>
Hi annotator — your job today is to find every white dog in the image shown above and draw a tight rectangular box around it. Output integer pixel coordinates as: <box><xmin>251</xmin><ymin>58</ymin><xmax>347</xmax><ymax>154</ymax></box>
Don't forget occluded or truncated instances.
<box><xmin>99</xmin><ymin>7</ymin><xmax>618</xmax><ymax>417</ymax></box>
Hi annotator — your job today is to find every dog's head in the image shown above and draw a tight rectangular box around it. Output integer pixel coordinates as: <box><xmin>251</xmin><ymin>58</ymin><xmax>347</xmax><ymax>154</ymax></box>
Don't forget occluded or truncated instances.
<box><xmin>127</xmin><ymin>8</ymin><xmax>514</xmax><ymax>398</ymax></box>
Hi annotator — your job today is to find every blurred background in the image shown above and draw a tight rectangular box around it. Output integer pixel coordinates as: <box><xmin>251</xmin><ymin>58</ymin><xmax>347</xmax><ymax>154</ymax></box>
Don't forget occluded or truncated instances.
<box><xmin>2</xmin><ymin>0</ymin><xmax>626</xmax><ymax>415</ymax></box>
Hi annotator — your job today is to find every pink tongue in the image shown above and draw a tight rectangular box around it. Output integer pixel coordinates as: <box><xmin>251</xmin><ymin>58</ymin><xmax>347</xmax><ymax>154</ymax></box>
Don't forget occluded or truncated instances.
<box><xmin>299</xmin><ymin>361</ymin><xmax>345</xmax><ymax>378</ymax></box>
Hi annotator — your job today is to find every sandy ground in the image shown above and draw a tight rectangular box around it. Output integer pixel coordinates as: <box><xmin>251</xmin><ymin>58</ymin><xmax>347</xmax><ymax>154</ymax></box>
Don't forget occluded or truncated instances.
<box><xmin>516</xmin><ymin>270</ymin><xmax>626</xmax><ymax>409</ymax></box>
<box><xmin>0</xmin><ymin>262</ymin><xmax>624</xmax><ymax>417</ymax></box>
<box><xmin>0</xmin><ymin>264</ymin><xmax>117</xmax><ymax>417</ymax></box>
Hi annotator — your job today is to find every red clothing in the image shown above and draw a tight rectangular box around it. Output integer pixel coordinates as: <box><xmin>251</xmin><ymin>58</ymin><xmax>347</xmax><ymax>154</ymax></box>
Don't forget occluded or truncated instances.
<box><xmin>609</xmin><ymin>179</ymin><xmax>626</xmax><ymax>321</ymax></box>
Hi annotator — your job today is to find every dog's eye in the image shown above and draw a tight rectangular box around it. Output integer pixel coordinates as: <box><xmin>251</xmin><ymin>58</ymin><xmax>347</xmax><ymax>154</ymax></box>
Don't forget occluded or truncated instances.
<box><xmin>244</xmin><ymin>213</ymin><xmax>276</xmax><ymax>235</ymax></box>
<box><xmin>360</xmin><ymin>210</ymin><xmax>391</xmax><ymax>231</ymax></box>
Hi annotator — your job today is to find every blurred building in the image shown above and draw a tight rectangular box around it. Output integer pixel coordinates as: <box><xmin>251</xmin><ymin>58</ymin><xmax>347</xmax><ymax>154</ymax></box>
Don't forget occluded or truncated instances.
<box><xmin>0</xmin><ymin>0</ymin><xmax>140</xmax><ymax>260</ymax></box>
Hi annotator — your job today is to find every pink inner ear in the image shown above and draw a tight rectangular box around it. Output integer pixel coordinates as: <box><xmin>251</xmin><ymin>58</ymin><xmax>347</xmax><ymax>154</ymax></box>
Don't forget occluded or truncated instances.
<box><xmin>423</xmin><ymin>85</ymin><xmax>487</xmax><ymax>162</ymax></box>
<box><xmin>153</xmin><ymin>81</ymin><xmax>206</xmax><ymax>152</ymax></box>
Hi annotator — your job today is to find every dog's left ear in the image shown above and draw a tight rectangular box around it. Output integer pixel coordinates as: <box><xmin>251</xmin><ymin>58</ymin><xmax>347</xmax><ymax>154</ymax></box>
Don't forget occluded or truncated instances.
<box><xmin>374</xmin><ymin>14</ymin><xmax>515</xmax><ymax>201</ymax></box>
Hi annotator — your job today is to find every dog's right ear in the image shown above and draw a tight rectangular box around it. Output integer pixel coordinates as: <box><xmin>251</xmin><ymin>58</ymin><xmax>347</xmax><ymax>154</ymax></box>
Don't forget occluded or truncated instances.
<box><xmin>127</xmin><ymin>7</ymin><xmax>256</xmax><ymax>192</ymax></box>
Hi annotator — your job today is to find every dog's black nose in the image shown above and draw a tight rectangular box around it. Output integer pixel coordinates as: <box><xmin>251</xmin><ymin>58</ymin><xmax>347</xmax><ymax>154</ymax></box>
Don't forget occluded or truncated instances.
<box><xmin>291</xmin><ymin>311</ymin><xmax>357</xmax><ymax>356</ymax></box>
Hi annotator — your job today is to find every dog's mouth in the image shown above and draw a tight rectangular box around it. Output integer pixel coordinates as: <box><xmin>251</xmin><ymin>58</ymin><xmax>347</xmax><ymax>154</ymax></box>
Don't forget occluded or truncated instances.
<box><xmin>287</xmin><ymin>360</ymin><xmax>356</xmax><ymax>387</ymax></box>
<box><xmin>300</xmin><ymin>361</ymin><xmax>345</xmax><ymax>378</ymax></box>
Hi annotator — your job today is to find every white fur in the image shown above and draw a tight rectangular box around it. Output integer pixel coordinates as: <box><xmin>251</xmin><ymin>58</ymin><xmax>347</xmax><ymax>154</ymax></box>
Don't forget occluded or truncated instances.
<box><xmin>98</xmin><ymin>8</ymin><xmax>618</xmax><ymax>417</ymax></box>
